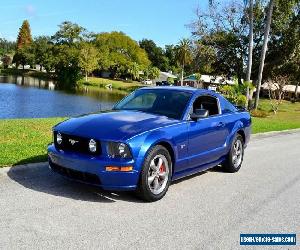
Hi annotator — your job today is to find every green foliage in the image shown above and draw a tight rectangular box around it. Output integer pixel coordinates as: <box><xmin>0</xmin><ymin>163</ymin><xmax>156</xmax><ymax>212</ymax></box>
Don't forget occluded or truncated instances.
<box><xmin>52</xmin><ymin>21</ymin><xmax>86</xmax><ymax>45</ymax></box>
<box><xmin>1</xmin><ymin>54</ymin><xmax>12</xmax><ymax>68</ymax></box>
<box><xmin>219</xmin><ymin>81</ymin><xmax>254</xmax><ymax>107</ymax></box>
<box><xmin>78</xmin><ymin>42</ymin><xmax>99</xmax><ymax>80</ymax></box>
<box><xmin>95</xmin><ymin>31</ymin><xmax>150</xmax><ymax>78</ymax></box>
<box><xmin>127</xmin><ymin>62</ymin><xmax>140</xmax><ymax>80</ymax></box>
<box><xmin>13</xmin><ymin>46</ymin><xmax>34</xmax><ymax>68</ymax></box>
<box><xmin>139</xmin><ymin>39</ymin><xmax>169</xmax><ymax>71</ymax></box>
<box><xmin>53</xmin><ymin>44</ymin><xmax>81</xmax><ymax>89</ymax></box>
<box><xmin>144</xmin><ymin>66</ymin><xmax>160</xmax><ymax>80</ymax></box>
<box><xmin>194</xmin><ymin>73</ymin><xmax>201</xmax><ymax>82</ymax></box>
<box><xmin>167</xmin><ymin>77</ymin><xmax>174</xmax><ymax>84</ymax></box>
<box><xmin>32</xmin><ymin>36</ymin><xmax>55</xmax><ymax>72</ymax></box>
<box><xmin>175</xmin><ymin>38</ymin><xmax>192</xmax><ymax>68</ymax></box>
<box><xmin>165</xmin><ymin>45</ymin><xmax>180</xmax><ymax>73</ymax></box>
<box><xmin>0</xmin><ymin>38</ymin><xmax>15</xmax><ymax>57</ymax></box>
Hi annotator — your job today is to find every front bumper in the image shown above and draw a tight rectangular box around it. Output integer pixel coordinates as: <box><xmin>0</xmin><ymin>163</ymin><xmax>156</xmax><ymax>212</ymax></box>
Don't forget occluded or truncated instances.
<box><xmin>48</xmin><ymin>144</ymin><xmax>139</xmax><ymax>191</ymax></box>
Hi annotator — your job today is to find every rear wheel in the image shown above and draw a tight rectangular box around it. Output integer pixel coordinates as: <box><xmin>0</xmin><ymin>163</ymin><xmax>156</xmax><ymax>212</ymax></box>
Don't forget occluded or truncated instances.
<box><xmin>136</xmin><ymin>145</ymin><xmax>172</xmax><ymax>202</ymax></box>
<box><xmin>223</xmin><ymin>134</ymin><xmax>244</xmax><ymax>173</ymax></box>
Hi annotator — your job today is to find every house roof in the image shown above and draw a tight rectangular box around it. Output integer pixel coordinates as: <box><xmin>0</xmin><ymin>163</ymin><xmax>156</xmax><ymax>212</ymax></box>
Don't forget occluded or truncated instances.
<box><xmin>160</xmin><ymin>72</ymin><xmax>177</xmax><ymax>79</ymax></box>
<box><xmin>262</xmin><ymin>82</ymin><xmax>300</xmax><ymax>93</ymax></box>
<box><xmin>184</xmin><ymin>74</ymin><xmax>235</xmax><ymax>85</ymax></box>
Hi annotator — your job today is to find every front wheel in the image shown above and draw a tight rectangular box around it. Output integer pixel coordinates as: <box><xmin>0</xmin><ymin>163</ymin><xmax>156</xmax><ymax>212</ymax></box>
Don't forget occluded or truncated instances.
<box><xmin>136</xmin><ymin>145</ymin><xmax>172</xmax><ymax>202</ymax></box>
<box><xmin>223</xmin><ymin>134</ymin><xmax>244</xmax><ymax>173</ymax></box>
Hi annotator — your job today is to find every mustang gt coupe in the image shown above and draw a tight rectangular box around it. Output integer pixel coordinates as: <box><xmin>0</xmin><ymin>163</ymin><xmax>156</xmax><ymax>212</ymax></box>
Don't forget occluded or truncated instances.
<box><xmin>48</xmin><ymin>87</ymin><xmax>251</xmax><ymax>201</ymax></box>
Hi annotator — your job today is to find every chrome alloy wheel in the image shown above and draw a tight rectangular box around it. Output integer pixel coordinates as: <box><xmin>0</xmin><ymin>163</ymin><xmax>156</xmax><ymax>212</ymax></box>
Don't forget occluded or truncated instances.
<box><xmin>232</xmin><ymin>139</ymin><xmax>243</xmax><ymax>168</ymax></box>
<box><xmin>147</xmin><ymin>154</ymin><xmax>170</xmax><ymax>195</ymax></box>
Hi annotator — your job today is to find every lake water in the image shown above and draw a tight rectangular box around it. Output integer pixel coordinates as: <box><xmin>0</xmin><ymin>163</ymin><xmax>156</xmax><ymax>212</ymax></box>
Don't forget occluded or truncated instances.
<box><xmin>0</xmin><ymin>75</ymin><xmax>126</xmax><ymax>119</ymax></box>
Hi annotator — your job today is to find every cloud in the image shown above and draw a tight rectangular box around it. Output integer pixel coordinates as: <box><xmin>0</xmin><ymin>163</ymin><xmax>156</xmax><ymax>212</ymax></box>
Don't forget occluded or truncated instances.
<box><xmin>25</xmin><ymin>4</ymin><xmax>36</xmax><ymax>17</ymax></box>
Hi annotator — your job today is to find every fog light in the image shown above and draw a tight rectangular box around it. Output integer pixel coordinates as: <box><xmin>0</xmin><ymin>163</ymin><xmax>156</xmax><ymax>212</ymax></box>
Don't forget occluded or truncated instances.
<box><xmin>106</xmin><ymin>166</ymin><xmax>133</xmax><ymax>172</ymax></box>
<box><xmin>57</xmin><ymin>133</ymin><xmax>62</xmax><ymax>145</ymax></box>
<box><xmin>89</xmin><ymin>139</ymin><xmax>97</xmax><ymax>153</ymax></box>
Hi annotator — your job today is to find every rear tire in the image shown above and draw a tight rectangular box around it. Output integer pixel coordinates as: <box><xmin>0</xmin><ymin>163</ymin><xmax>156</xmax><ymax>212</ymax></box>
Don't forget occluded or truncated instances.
<box><xmin>136</xmin><ymin>145</ymin><xmax>172</xmax><ymax>202</ymax></box>
<box><xmin>223</xmin><ymin>134</ymin><xmax>244</xmax><ymax>173</ymax></box>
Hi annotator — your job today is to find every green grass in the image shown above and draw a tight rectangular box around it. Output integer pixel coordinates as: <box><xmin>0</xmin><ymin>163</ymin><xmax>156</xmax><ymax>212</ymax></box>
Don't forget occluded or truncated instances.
<box><xmin>252</xmin><ymin>99</ymin><xmax>300</xmax><ymax>133</ymax></box>
<box><xmin>0</xmin><ymin>118</ymin><xmax>65</xmax><ymax>167</ymax></box>
<box><xmin>1</xmin><ymin>99</ymin><xmax>299</xmax><ymax>167</ymax></box>
<box><xmin>77</xmin><ymin>77</ymin><xmax>147</xmax><ymax>93</ymax></box>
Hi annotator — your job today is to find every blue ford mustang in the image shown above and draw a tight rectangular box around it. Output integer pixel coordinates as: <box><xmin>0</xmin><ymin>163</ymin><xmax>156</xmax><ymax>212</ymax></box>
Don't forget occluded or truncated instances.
<box><xmin>48</xmin><ymin>87</ymin><xmax>251</xmax><ymax>201</ymax></box>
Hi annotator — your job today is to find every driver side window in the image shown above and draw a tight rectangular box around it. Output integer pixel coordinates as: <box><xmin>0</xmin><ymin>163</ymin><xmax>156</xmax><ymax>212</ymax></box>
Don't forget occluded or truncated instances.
<box><xmin>191</xmin><ymin>95</ymin><xmax>220</xmax><ymax>117</ymax></box>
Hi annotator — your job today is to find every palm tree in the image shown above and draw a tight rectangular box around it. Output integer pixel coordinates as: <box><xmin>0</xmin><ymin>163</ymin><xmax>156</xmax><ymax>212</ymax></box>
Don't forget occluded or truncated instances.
<box><xmin>176</xmin><ymin>39</ymin><xmax>192</xmax><ymax>86</ymax></box>
<box><xmin>128</xmin><ymin>62</ymin><xmax>140</xmax><ymax>81</ymax></box>
<box><xmin>245</xmin><ymin>0</ymin><xmax>254</xmax><ymax>107</ymax></box>
<box><xmin>254</xmin><ymin>0</ymin><xmax>275</xmax><ymax>109</ymax></box>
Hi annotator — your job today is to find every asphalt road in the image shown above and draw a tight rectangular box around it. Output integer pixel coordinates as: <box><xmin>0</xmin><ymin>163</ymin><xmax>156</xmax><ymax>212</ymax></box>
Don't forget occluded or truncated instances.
<box><xmin>0</xmin><ymin>131</ymin><xmax>299</xmax><ymax>250</ymax></box>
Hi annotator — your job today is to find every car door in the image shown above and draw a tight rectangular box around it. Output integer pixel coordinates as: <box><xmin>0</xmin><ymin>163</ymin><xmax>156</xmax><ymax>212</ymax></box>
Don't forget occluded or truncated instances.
<box><xmin>187</xmin><ymin>94</ymin><xmax>229</xmax><ymax>169</ymax></box>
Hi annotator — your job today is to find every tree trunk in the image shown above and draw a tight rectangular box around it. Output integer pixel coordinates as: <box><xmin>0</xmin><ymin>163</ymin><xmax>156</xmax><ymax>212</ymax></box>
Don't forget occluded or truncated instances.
<box><xmin>181</xmin><ymin>63</ymin><xmax>185</xmax><ymax>86</ymax></box>
<box><xmin>254</xmin><ymin>0</ymin><xmax>275</xmax><ymax>109</ymax></box>
<box><xmin>85</xmin><ymin>72</ymin><xmax>88</xmax><ymax>82</ymax></box>
<box><xmin>246</xmin><ymin>0</ymin><xmax>254</xmax><ymax>108</ymax></box>
<box><xmin>295</xmin><ymin>83</ymin><xmax>299</xmax><ymax>100</ymax></box>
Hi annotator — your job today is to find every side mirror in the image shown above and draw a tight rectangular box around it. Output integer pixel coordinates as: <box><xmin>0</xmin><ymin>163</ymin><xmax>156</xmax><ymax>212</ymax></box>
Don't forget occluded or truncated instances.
<box><xmin>190</xmin><ymin>109</ymin><xmax>209</xmax><ymax>121</ymax></box>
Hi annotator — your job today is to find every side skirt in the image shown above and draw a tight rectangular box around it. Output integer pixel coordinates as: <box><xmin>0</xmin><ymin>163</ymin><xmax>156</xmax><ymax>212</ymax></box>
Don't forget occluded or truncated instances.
<box><xmin>171</xmin><ymin>157</ymin><xmax>226</xmax><ymax>181</ymax></box>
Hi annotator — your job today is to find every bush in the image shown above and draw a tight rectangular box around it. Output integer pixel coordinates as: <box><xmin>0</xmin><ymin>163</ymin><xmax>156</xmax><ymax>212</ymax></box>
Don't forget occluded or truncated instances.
<box><xmin>219</xmin><ymin>80</ymin><xmax>255</xmax><ymax>108</ymax></box>
<box><xmin>251</xmin><ymin>109</ymin><xmax>269</xmax><ymax>118</ymax></box>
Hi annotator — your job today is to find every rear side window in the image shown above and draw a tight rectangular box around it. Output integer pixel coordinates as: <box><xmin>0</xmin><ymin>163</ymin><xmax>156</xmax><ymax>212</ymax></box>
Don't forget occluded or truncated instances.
<box><xmin>192</xmin><ymin>95</ymin><xmax>220</xmax><ymax>116</ymax></box>
<box><xmin>221</xmin><ymin>97</ymin><xmax>237</xmax><ymax>114</ymax></box>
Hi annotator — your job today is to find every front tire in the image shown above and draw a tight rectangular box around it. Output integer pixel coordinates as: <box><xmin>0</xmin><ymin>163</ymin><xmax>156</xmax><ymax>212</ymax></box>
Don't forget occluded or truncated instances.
<box><xmin>136</xmin><ymin>145</ymin><xmax>172</xmax><ymax>202</ymax></box>
<box><xmin>223</xmin><ymin>134</ymin><xmax>244</xmax><ymax>173</ymax></box>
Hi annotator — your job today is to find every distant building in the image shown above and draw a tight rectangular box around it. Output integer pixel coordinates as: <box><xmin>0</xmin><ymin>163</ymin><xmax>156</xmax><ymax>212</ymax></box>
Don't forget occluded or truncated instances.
<box><xmin>261</xmin><ymin>82</ymin><xmax>300</xmax><ymax>100</ymax></box>
<box><xmin>181</xmin><ymin>74</ymin><xmax>235</xmax><ymax>89</ymax></box>
<box><xmin>153</xmin><ymin>72</ymin><xmax>177</xmax><ymax>84</ymax></box>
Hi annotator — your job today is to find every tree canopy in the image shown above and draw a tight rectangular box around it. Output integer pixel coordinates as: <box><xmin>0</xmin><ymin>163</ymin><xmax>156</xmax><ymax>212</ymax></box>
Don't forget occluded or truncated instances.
<box><xmin>95</xmin><ymin>31</ymin><xmax>150</xmax><ymax>78</ymax></box>
<box><xmin>16</xmin><ymin>20</ymin><xmax>32</xmax><ymax>49</ymax></box>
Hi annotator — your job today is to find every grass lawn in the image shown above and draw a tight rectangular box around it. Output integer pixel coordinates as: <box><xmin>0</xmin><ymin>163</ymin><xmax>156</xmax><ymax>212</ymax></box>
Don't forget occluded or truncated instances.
<box><xmin>0</xmin><ymin>118</ymin><xmax>65</xmax><ymax>167</ymax></box>
<box><xmin>0</xmin><ymin>99</ymin><xmax>299</xmax><ymax>167</ymax></box>
<box><xmin>78</xmin><ymin>77</ymin><xmax>147</xmax><ymax>93</ymax></box>
<box><xmin>252</xmin><ymin>99</ymin><xmax>300</xmax><ymax>133</ymax></box>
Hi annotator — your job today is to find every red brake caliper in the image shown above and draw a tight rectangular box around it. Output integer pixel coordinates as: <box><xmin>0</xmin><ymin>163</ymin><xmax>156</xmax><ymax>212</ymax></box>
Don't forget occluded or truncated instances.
<box><xmin>159</xmin><ymin>163</ymin><xmax>166</xmax><ymax>174</ymax></box>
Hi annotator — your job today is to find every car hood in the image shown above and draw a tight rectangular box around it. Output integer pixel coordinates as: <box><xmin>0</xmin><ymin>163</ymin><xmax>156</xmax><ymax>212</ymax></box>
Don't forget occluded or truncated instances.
<box><xmin>54</xmin><ymin>110</ymin><xmax>180</xmax><ymax>141</ymax></box>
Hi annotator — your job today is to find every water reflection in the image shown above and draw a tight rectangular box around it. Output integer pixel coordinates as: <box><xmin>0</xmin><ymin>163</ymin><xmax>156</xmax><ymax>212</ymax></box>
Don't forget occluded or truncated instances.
<box><xmin>0</xmin><ymin>75</ymin><xmax>126</xmax><ymax>119</ymax></box>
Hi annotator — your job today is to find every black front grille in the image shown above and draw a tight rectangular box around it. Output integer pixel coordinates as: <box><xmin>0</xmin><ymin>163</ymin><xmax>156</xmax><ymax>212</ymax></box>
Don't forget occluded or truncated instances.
<box><xmin>54</xmin><ymin>132</ymin><xmax>101</xmax><ymax>155</ymax></box>
<box><xmin>49</xmin><ymin>161</ymin><xmax>101</xmax><ymax>185</ymax></box>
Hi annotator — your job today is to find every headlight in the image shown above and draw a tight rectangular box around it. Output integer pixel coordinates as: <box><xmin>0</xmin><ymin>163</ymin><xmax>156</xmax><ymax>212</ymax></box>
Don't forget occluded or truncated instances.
<box><xmin>89</xmin><ymin>139</ymin><xmax>97</xmax><ymax>153</ymax></box>
<box><xmin>56</xmin><ymin>133</ymin><xmax>63</xmax><ymax>145</ymax></box>
<box><xmin>108</xmin><ymin>142</ymin><xmax>132</xmax><ymax>159</ymax></box>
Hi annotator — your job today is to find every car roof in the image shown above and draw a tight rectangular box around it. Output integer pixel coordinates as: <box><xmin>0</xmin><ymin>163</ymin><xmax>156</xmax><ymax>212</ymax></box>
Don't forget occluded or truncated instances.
<box><xmin>140</xmin><ymin>86</ymin><xmax>218</xmax><ymax>96</ymax></box>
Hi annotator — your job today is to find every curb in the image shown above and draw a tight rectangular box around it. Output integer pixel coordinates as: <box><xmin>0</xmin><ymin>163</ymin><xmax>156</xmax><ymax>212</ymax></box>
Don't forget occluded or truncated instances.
<box><xmin>251</xmin><ymin>128</ymin><xmax>300</xmax><ymax>139</ymax></box>
<box><xmin>0</xmin><ymin>162</ymin><xmax>48</xmax><ymax>174</ymax></box>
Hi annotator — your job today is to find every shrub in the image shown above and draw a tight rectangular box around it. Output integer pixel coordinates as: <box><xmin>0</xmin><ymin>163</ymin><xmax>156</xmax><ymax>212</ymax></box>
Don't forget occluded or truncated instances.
<box><xmin>251</xmin><ymin>109</ymin><xmax>269</xmax><ymax>118</ymax></box>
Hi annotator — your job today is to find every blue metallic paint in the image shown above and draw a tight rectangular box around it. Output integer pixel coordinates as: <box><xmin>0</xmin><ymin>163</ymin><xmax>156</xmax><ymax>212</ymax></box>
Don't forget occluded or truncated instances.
<box><xmin>48</xmin><ymin>87</ymin><xmax>251</xmax><ymax>191</ymax></box>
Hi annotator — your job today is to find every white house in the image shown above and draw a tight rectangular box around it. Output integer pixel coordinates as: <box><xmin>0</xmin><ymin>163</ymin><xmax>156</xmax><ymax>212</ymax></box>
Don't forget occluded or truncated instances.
<box><xmin>153</xmin><ymin>71</ymin><xmax>177</xmax><ymax>84</ymax></box>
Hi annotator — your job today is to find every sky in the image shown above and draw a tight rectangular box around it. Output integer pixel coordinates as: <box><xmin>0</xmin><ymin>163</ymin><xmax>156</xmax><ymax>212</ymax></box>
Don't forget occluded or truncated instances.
<box><xmin>0</xmin><ymin>0</ymin><xmax>209</xmax><ymax>47</ymax></box>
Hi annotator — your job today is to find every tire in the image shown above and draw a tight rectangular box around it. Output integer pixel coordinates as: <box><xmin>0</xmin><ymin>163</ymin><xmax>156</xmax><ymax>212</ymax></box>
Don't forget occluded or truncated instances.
<box><xmin>136</xmin><ymin>145</ymin><xmax>172</xmax><ymax>202</ymax></box>
<box><xmin>223</xmin><ymin>134</ymin><xmax>244</xmax><ymax>173</ymax></box>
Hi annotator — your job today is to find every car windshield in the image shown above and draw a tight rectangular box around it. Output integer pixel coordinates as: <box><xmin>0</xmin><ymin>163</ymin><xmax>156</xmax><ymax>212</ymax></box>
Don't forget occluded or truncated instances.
<box><xmin>113</xmin><ymin>89</ymin><xmax>192</xmax><ymax>120</ymax></box>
